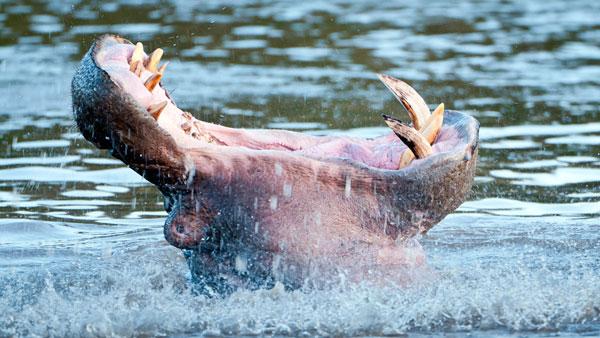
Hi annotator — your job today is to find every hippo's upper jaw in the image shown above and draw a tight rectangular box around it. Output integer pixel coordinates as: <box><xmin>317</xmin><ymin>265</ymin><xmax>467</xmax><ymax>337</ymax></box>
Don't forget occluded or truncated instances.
<box><xmin>71</xmin><ymin>35</ymin><xmax>479</xmax><ymax>291</ymax></box>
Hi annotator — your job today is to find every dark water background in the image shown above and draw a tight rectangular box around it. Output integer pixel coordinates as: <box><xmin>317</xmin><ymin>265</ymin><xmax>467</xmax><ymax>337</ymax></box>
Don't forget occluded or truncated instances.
<box><xmin>0</xmin><ymin>0</ymin><xmax>599</xmax><ymax>336</ymax></box>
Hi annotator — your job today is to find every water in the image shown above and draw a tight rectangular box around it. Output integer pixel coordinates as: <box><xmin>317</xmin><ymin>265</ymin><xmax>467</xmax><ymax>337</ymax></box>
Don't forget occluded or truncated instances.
<box><xmin>0</xmin><ymin>0</ymin><xmax>599</xmax><ymax>336</ymax></box>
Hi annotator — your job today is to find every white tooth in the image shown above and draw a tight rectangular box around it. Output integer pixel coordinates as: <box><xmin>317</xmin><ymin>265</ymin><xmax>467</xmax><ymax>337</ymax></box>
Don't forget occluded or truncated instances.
<box><xmin>421</xmin><ymin>102</ymin><xmax>444</xmax><ymax>144</ymax></box>
<box><xmin>147</xmin><ymin>48</ymin><xmax>163</xmax><ymax>72</ymax></box>
<box><xmin>129</xmin><ymin>60</ymin><xmax>139</xmax><ymax>73</ymax></box>
<box><xmin>144</xmin><ymin>72</ymin><xmax>162</xmax><ymax>91</ymax></box>
<box><xmin>147</xmin><ymin>101</ymin><xmax>168</xmax><ymax>120</ymax></box>
<box><xmin>158</xmin><ymin>61</ymin><xmax>168</xmax><ymax>74</ymax></box>
<box><xmin>382</xmin><ymin>114</ymin><xmax>433</xmax><ymax>168</ymax></box>
<box><xmin>130</xmin><ymin>42</ymin><xmax>144</xmax><ymax>67</ymax></box>
<box><xmin>398</xmin><ymin>102</ymin><xmax>445</xmax><ymax>167</ymax></box>
<box><xmin>134</xmin><ymin>60</ymin><xmax>144</xmax><ymax>77</ymax></box>
<box><xmin>377</xmin><ymin>74</ymin><xmax>431</xmax><ymax>131</ymax></box>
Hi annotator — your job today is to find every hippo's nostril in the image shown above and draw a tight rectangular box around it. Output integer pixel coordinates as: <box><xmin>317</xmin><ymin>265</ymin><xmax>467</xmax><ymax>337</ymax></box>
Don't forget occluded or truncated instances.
<box><xmin>175</xmin><ymin>223</ymin><xmax>185</xmax><ymax>234</ymax></box>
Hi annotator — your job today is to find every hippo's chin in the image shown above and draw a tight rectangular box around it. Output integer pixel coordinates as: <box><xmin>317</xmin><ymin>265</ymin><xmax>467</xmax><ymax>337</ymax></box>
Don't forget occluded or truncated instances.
<box><xmin>71</xmin><ymin>34</ymin><xmax>479</xmax><ymax>292</ymax></box>
<box><xmin>184</xmin><ymin>237</ymin><xmax>427</xmax><ymax>293</ymax></box>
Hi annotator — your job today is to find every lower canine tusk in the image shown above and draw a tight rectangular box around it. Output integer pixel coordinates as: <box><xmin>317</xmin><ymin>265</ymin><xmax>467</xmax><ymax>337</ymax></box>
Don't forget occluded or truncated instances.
<box><xmin>383</xmin><ymin>114</ymin><xmax>433</xmax><ymax>160</ymax></box>
<box><xmin>377</xmin><ymin>74</ymin><xmax>431</xmax><ymax>130</ymax></box>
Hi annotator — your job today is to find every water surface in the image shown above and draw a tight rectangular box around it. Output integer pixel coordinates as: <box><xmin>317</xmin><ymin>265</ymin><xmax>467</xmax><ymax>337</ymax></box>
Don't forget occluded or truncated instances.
<box><xmin>0</xmin><ymin>0</ymin><xmax>599</xmax><ymax>336</ymax></box>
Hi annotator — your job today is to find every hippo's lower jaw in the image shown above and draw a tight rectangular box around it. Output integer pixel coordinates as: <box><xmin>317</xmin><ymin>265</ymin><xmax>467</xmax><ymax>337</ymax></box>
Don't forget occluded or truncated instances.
<box><xmin>71</xmin><ymin>35</ymin><xmax>479</xmax><ymax>291</ymax></box>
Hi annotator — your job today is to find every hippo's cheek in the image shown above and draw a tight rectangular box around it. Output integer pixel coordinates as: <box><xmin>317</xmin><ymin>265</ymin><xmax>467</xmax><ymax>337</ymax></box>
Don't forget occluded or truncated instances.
<box><xmin>163</xmin><ymin>206</ymin><xmax>211</xmax><ymax>249</ymax></box>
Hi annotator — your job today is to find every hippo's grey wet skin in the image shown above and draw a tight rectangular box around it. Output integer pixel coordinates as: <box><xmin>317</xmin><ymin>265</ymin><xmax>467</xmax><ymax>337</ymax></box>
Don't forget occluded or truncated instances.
<box><xmin>71</xmin><ymin>35</ymin><xmax>479</xmax><ymax>292</ymax></box>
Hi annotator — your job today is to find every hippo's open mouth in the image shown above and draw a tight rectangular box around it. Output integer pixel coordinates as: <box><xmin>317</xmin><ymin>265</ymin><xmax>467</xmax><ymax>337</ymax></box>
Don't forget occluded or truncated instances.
<box><xmin>72</xmin><ymin>35</ymin><xmax>479</xmax><ymax>291</ymax></box>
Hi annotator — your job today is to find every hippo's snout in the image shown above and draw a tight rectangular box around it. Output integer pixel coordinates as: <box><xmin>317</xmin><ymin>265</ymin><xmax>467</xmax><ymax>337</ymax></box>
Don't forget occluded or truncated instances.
<box><xmin>71</xmin><ymin>34</ymin><xmax>480</xmax><ymax>291</ymax></box>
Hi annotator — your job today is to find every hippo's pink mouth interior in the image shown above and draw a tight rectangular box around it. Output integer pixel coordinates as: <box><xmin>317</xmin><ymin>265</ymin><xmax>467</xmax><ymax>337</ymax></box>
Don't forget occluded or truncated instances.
<box><xmin>95</xmin><ymin>39</ymin><xmax>463</xmax><ymax>171</ymax></box>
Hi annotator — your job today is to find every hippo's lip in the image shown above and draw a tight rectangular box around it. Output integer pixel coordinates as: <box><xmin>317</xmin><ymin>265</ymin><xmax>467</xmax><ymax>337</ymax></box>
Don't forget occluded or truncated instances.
<box><xmin>71</xmin><ymin>34</ymin><xmax>479</xmax><ymax>254</ymax></box>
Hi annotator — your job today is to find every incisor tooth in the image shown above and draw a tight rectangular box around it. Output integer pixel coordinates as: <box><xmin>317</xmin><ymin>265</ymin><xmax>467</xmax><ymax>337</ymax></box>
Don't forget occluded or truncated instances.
<box><xmin>144</xmin><ymin>72</ymin><xmax>162</xmax><ymax>92</ymax></box>
<box><xmin>129</xmin><ymin>60</ymin><xmax>139</xmax><ymax>73</ymax></box>
<box><xmin>130</xmin><ymin>42</ymin><xmax>144</xmax><ymax>67</ymax></box>
<box><xmin>383</xmin><ymin>114</ymin><xmax>433</xmax><ymax>163</ymax></box>
<box><xmin>421</xmin><ymin>102</ymin><xmax>444</xmax><ymax>144</ymax></box>
<box><xmin>397</xmin><ymin>152</ymin><xmax>412</xmax><ymax>168</ymax></box>
<box><xmin>398</xmin><ymin>103</ymin><xmax>444</xmax><ymax>167</ymax></box>
<box><xmin>147</xmin><ymin>48</ymin><xmax>163</xmax><ymax>72</ymax></box>
<box><xmin>134</xmin><ymin>60</ymin><xmax>144</xmax><ymax>77</ymax></box>
<box><xmin>147</xmin><ymin>101</ymin><xmax>168</xmax><ymax>120</ymax></box>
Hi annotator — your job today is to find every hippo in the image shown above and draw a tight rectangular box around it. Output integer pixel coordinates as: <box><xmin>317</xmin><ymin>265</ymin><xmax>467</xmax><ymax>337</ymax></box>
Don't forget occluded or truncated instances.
<box><xmin>71</xmin><ymin>35</ymin><xmax>479</xmax><ymax>293</ymax></box>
